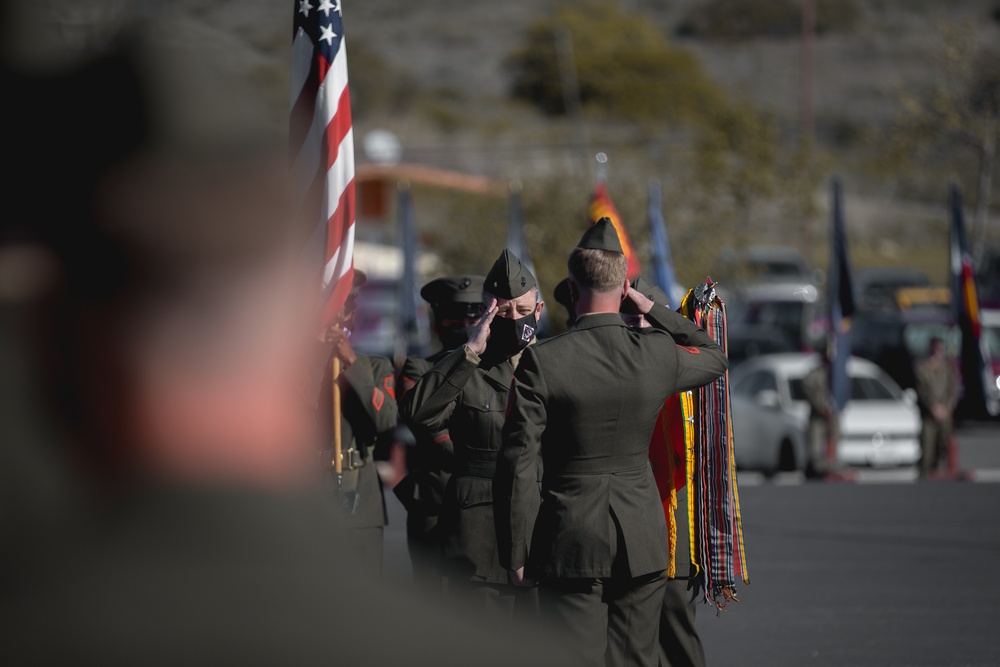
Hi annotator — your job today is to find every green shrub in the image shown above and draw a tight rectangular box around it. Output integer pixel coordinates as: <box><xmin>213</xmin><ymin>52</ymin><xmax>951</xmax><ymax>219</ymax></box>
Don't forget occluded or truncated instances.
<box><xmin>508</xmin><ymin>1</ymin><xmax>727</xmax><ymax>121</ymax></box>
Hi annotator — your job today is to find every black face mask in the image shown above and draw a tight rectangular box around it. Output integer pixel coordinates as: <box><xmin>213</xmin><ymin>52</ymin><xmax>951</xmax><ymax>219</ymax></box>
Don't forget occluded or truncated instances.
<box><xmin>439</xmin><ymin>323</ymin><xmax>477</xmax><ymax>351</ymax></box>
<box><xmin>488</xmin><ymin>312</ymin><xmax>537</xmax><ymax>357</ymax></box>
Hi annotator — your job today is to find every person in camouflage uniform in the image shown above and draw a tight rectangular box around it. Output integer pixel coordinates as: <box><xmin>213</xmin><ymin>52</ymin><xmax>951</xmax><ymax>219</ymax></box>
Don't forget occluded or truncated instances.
<box><xmin>913</xmin><ymin>337</ymin><xmax>959</xmax><ymax>479</ymax></box>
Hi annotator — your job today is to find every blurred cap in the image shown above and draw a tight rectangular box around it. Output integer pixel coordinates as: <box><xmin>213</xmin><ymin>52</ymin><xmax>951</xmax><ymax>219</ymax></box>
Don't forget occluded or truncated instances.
<box><xmin>629</xmin><ymin>276</ymin><xmax>669</xmax><ymax>308</ymax></box>
<box><xmin>352</xmin><ymin>270</ymin><xmax>367</xmax><ymax>288</ymax></box>
<box><xmin>576</xmin><ymin>217</ymin><xmax>623</xmax><ymax>253</ymax></box>
<box><xmin>553</xmin><ymin>278</ymin><xmax>572</xmax><ymax>308</ymax></box>
<box><xmin>484</xmin><ymin>249</ymin><xmax>536</xmax><ymax>300</ymax></box>
<box><xmin>420</xmin><ymin>275</ymin><xmax>484</xmax><ymax>307</ymax></box>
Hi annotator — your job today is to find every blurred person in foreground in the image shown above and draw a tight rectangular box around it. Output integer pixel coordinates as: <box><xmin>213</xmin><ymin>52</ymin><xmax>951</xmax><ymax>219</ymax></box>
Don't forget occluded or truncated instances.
<box><xmin>395</xmin><ymin>274</ymin><xmax>485</xmax><ymax>590</ymax></box>
<box><xmin>622</xmin><ymin>278</ymin><xmax>707</xmax><ymax>667</ymax></box>
<box><xmin>494</xmin><ymin>219</ymin><xmax>728</xmax><ymax>667</ymax></box>
<box><xmin>914</xmin><ymin>336</ymin><xmax>959</xmax><ymax>479</ymax></box>
<box><xmin>0</xmin><ymin>20</ymin><xmax>575</xmax><ymax>667</ymax></box>
<box><xmin>313</xmin><ymin>269</ymin><xmax>396</xmax><ymax>575</ymax></box>
<box><xmin>399</xmin><ymin>250</ymin><xmax>544</xmax><ymax>620</ymax></box>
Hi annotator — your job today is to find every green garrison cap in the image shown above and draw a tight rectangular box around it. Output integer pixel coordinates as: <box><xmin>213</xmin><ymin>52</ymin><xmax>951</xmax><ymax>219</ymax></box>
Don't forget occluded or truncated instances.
<box><xmin>420</xmin><ymin>275</ymin><xmax>485</xmax><ymax>307</ymax></box>
<box><xmin>577</xmin><ymin>217</ymin><xmax>624</xmax><ymax>253</ymax></box>
<box><xmin>629</xmin><ymin>276</ymin><xmax>669</xmax><ymax>308</ymax></box>
<box><xmin>484</xmin><ymin>249</ymin><xmax>537</xmax><ymax>299</ymax></box>
<box><xmin>553</xmin><ymin>277</ymin><xmax>572</xmax><ymax>308</ymax></box>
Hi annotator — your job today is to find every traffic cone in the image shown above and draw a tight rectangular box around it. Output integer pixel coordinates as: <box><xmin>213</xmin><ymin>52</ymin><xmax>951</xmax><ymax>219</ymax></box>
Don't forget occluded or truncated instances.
<box><xmin>944</xmin><ymin>435</ymin><xmax>970</xmax><ymax>481</ymax></box>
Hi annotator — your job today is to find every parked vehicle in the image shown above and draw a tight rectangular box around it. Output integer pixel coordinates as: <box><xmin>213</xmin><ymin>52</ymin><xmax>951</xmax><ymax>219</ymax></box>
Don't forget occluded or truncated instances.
<box><xmin>850</xmin><ymin>287</ymin><xmax>957</xmax><ymax>390</ymax></box>
<box><xmin>717</xmin><ymin>245</ymin><xmax>818</xmax><ymax>284</ymax></box>
<box><xmin>726</xmin><ymin>324</ymin><xmax>796</xmax><ymax>369</ymax></box>
<box><xmin>981</xmin><ymin>309</ymin><xmax>1000</xmax><ymax>418</ymax></box>
<box><xmin>742</xmin><ymin>246</ymin><xmax>817</xmax><ymax>283</ymax></box>
<box><xmin>726</xmin><ymin>281</ymin><xmax>826</xmax><ymax>353</ymax></box>
<box><xmin>730</xmin><ymin>353</ymin><xmax>921</xmax><ymax>476</ymax></box>
<box><xmin>853</xmin><ymin>266</ymin><xmax>931</xmax><ymax>313</ymax></box>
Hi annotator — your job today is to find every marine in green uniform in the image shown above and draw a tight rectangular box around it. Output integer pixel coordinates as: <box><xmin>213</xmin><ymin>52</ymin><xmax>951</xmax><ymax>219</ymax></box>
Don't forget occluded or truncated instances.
<box><xmin>399</xmin><ymin>250</ymin><xmax>544</xmax><ymax>618</ymax></box>
<box><xmin>316</xmin><ymin>270</ymin><xmax>398</xmax><ymax>575</ymax></box>
<box><xmin>395</xmin><ymin>274</ymin><xmax>485</xmax><ymax>589</ymax></box>
<box><xmin>625</xmin><ymin>277</ymin><xmax>707</xmax><ymax>667</ymax></box>
<box><xmin>494</xmin><ymin>219</ymin><xmax>728</xmax><ymax>667</ymax></box>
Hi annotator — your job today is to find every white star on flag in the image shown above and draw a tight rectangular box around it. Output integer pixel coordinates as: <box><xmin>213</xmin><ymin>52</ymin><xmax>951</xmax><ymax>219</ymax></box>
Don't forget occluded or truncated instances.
<box><xmin>318</xmin><ymin>0</ymin><xmax>335</xmax><ymax>16</ymax></box>
<box><xmin>298</xmin><ymin>0</ymin><xmax>313</xmax><ymax>17</ymax></box>
<box><xmin>318</xmin><ymin>24</ymin><xmax>336</xmax><ymax>45</ymax></box>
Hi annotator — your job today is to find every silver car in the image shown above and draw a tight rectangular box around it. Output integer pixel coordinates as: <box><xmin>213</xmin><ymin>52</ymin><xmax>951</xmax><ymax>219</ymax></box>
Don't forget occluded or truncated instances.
<box><xmin>982</xmin><ymin>309</ymin><xmax>1000</xmax><ymax>417</ymax></box>
<box><xmin>730</xmin><ymin>352</ymin><xmax>921</xmax><ymax>475</ymax></box>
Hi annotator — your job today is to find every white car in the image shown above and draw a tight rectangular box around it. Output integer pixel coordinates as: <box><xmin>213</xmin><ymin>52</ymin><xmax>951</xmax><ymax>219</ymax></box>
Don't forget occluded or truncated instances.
<box><xmin>730</xmin><ymin>353</ymin><xmax>921</xmax><ymax>475</ymax></box>
<box><xmin>982</xmin><ymin>309</ymin><xmax>1000</xmax><ymax>417</ymax></box>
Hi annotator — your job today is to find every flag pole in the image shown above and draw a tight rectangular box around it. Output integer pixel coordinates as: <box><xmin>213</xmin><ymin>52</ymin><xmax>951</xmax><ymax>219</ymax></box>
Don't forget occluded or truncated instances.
<box><xmin>332</xmin><ymin>356</ymin><xmax>342</xmax><ymax>476</ymax></box>
<box><xmin>596</xmin><ymin>151</ymin><xmax>608</xmax><ymax>184</ymax></box>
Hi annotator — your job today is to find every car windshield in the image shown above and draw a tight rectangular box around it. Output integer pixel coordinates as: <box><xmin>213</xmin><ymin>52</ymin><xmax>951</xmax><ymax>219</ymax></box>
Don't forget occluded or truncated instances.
<box><xmin>788</xmin><ymin>372</ymin><xmax>902</xmax><ymax>402</ymax></box>
<box><xmin>732</xmin><ymin>369</ymin><xmax>779</xmax><ymax>397</ymax></box>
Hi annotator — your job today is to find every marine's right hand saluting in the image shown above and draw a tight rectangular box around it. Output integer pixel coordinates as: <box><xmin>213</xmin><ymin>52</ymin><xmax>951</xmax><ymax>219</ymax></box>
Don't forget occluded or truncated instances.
<box><xmin>622</xmin><ymin>287</ymin><xmax>655</xmax><ymax>315</ymax></box>
<box><xmin>466</xmin><ymin>297</ymin><xmax>498</xmax><ymax>356</ymax></box>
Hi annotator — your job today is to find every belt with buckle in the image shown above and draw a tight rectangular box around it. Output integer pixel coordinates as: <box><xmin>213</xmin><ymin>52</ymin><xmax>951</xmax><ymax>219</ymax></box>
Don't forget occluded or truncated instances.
<box><xmin>342</xmin><ymin>446</ymin><xmax>367</xmax><ymax>471</ymax></box>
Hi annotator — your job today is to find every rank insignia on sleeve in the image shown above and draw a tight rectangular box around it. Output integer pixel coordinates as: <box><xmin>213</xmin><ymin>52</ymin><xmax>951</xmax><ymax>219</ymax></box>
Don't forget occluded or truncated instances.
<box><xmin>372</xmin><ymin>388</ymin><xmax>385</xmax><ymax>411</ymax></box>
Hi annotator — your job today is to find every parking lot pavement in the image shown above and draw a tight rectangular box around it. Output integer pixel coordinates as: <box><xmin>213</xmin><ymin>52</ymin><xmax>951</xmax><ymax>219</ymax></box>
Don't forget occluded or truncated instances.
<box><xmin>736</xmin><ymin>420</ymin><xmax>1000</xmax><ymax>486</ymax></box>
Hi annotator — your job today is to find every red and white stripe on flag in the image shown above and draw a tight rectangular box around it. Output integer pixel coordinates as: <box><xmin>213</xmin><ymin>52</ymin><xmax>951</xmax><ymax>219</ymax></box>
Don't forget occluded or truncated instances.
<box><xmin>290</xmin><ymin>0</ymin><xmax>355</xmax><ymax>327</ymax></box>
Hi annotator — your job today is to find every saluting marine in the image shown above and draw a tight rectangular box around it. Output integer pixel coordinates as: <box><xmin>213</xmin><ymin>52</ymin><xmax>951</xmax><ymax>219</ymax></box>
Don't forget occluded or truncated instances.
<box><xmin>395</xmin><ymin>274</ymin><xmax>485</xmax><ymax>589</ymax></box>
<box><xmin>493</xmin><ymin>219</ymin><xmax>727</xmax><ymax>667</ymax></box>
<box><xmin>400</xmin><ymin>250</ymin><xmax>544</xmax><ymax>618</ymax></box>
<box><xmin>624</xmin><ymin>277</ymin><xmax>707</xmax><ymax>667</ymax></box>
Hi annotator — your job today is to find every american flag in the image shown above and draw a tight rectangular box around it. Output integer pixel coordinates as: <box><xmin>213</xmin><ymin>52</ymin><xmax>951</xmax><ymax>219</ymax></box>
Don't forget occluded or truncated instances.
<box><xmin>290</xmin><ymin>0</ymin><xmax>355</xmax><ymax>326</ymax></box>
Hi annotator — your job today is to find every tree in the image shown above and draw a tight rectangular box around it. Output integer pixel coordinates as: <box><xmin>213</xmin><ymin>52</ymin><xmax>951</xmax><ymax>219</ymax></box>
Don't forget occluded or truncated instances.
<box><xmin>883</xmin><ymin>23</ymin><xmax>1000</xmax><ymax>259</ymax></box>
<box><xmin>507</xmin><ymin>1</ymin><xmax>726</xmax><ymax>122</ymax></box>
<box><xmin>502</xmin><ymin>2</ymin><xmax>830</xmax><ymax>292</ymax></box>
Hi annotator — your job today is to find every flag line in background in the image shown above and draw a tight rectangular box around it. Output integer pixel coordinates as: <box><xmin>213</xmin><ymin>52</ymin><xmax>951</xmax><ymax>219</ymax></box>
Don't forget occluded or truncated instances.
<box><xmin>828</xmin><ymin>176</ymin><xmax>855</xmax><ymax>415</ymax></box>
<box><xmin>647</xmin><ymin>180</ymin><xmax>679</xmax><ymax>307</ymax></box>
<box><xmin>949</xmin><ymin>184</ymin><xmax>992</xmax><ymax>417</ymax></box>
<box><xmin>506</xmin><ymin>183</ymin><xmax>537</xmax><ymax>288</ymax></box>
<box><xmin>589</xmin><ymin>179</ymin><xmax>642</xmax><ymax>281</ymax></box>
<box><xmin>291</xmin><ymin>0</ymin><xmax>356</xmax><ymax>327</ymax></box>
<box><xmin>506</xmin><ymin>182</ymin><xmax>551</xmax><ymax>335</ymax></box>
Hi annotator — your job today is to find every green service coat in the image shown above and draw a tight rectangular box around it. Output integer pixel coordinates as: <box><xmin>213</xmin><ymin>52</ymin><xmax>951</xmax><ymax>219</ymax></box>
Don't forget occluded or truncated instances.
<box><xmin>399</xmin><ymin>345</ymin><xmax>534</xmax><ymax>585</ymax></box>
<box><xmin>494</xmin><ymin>308</ymin><xmax>727</xmax><ymax>580</ymax></box>
<box><xmin>317</xmin><ymin>351</ymin><xmax>397</xmax><ymax>529</ymax></box>
<box><xmin>395</xmin><ymin>350</ymin><xmax>455</xmax><ymax>534</ymax></box>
